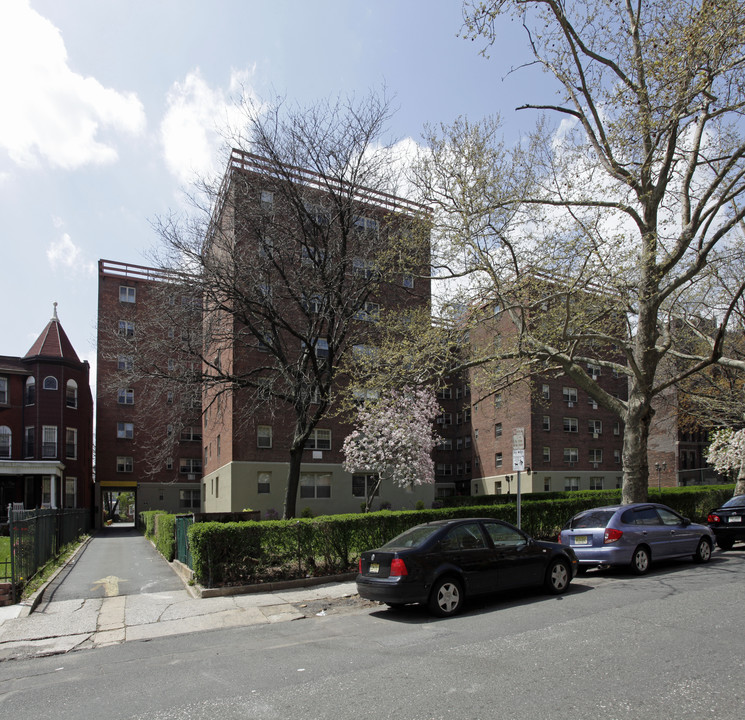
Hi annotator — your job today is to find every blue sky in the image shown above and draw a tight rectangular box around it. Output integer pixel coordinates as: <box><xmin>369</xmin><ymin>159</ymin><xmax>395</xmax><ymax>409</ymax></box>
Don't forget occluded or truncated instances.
<box><xmin>0</xmin><ymin>0</ymin><xmax>543</xmax><ymax>374</ymax></box>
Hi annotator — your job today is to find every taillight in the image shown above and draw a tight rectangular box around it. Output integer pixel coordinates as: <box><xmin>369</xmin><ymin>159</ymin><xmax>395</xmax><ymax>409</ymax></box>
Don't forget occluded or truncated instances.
<box><xmin>604</xmin><ymin>528</ymin><xmax>623</xmax><ymax>544</ymax></box>
<box><xmin>390</xmin><ymin>558</ymin><xmax>408</xmax><ymax>577</ymax></box>
<box><xmin>707</xmin><ymin>514</ymin><xmax>721</xmax><ymax>523</ymax></box>
<box><xmin>557</xmin><ymin>534</ymin><xmax>562</xmax><ymax>544</ymax></box>
<box><xmin>359</xmin><ymin>558</ymin><xmax>363</xmax><ymax>573</ymax></box>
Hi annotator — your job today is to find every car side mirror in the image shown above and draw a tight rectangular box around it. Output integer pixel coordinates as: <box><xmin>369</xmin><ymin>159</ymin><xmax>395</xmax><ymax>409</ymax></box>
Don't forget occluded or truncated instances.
<box><xmin>682</xmin><ymin>517</ymin><xmax>691</xmax><ymax>526</ymax></box>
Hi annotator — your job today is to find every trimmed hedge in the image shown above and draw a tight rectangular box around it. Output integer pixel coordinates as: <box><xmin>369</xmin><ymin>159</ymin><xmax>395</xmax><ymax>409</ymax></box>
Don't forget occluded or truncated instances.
<box><xmin>141</xmin><ymin>510</ymin><xmax>168</xmax><ymax>540</ymax></box>
<box><xmin>178</xmin><ymin>485</ymin><xmax>737</xmax><ymax>588</ymax></box>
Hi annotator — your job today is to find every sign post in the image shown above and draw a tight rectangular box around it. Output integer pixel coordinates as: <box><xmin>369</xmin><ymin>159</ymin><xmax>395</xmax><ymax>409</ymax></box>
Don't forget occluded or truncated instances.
<box><xmin>512</xmin><ymin>428</ymin><xmax>525</xmax><ymax>529</ymax></box>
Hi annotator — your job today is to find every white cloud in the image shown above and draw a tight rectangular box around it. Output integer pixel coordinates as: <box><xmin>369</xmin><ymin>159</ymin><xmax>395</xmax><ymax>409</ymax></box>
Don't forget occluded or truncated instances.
<box><xmin>0</xmin><ymin>0</ymin><xmax>146</xmax><ymax>169</ymax></box>
<box><xmin>160</xmin><ymin>68</ymin><xmax>258</xmax><ymax>186</ymax></box>
<box><xmin>47</xmin><ymin>232</ymin><xmax>95</xmax><ymax>275</ymax></box>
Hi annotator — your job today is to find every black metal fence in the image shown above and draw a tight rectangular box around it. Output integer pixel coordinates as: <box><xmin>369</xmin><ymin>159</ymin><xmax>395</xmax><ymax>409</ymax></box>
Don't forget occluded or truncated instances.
<box><xmin>175</xmin><ymin>514</ymin><xmax>194</xmax><ymax>568</ymax></box>
<box><xmin>6</xmin><ymin>505</ymin><xmax>90</xmax><ymax>603</ymax></box>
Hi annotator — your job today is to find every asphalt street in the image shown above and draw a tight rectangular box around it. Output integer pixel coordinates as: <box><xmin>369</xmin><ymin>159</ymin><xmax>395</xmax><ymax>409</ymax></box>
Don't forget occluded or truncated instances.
<box><xmin>1</xmin><ymin>549</ymin><xmax>743</xmax><ymax>720</ymax></box>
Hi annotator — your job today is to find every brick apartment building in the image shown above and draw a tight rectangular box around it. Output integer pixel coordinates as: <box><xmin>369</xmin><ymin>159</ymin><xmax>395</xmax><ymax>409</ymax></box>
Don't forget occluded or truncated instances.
<box><xmin>96</xmin><ymin>260</ymin><xmax>203</xmax><ymax>521</ymax></box>
<box><xmin>0</xmin><ymin>305</ymin><xmax>93</xmax><ymax>517</ymax></box>
<box><xmin>199</xmin><ymin>151</ymin><xmax>435</xmax><ymax>516</ymax></box>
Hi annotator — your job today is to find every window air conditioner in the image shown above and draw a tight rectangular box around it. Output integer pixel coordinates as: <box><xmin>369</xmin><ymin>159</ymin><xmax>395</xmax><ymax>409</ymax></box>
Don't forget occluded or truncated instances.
<box><xmin>188</xmin><ymin>473</ymin><xmax>196</xmax><ymax>481</ymax></box>
<box><xmin>568</xmin><ymin>401</ymin><xmax>574</xmax><ymax>408</ymax></box>
<box><xmin>593</xmin><ymin>432</ymin><xmax>599</xmax><ymax>439</ymax></box>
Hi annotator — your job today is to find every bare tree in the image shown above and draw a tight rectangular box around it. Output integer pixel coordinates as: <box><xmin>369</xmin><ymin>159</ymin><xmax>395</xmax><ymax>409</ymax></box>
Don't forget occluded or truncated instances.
<box><xmin>407</xmin><ymin>0</ymin><xmax>745</xmax><ymax>503</ymax></box>
<box><xmin>149</xmin><ymin>93</ymin><xmax>429</xmax><ymax>518</ymax></box>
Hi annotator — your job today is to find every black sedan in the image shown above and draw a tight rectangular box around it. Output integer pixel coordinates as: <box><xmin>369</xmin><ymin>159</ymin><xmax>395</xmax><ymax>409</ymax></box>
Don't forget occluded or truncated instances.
<box><xmin>707</xmin><ymin>495</ymin><xmax>745</xmax><ymax>550</ymax></box>
<box><xmin>356</xmin><ymin>517</ymin><xmax>578</xmax><ymax>616</ymax></box>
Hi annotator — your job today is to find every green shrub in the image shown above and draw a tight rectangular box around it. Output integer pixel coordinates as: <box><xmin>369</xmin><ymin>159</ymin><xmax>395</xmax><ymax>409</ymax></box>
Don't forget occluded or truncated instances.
<box><xmin>140</xmin><ymin>510</ymin><xmax>168</xmax><ymax>540</ymax></box>
<box><xmin>154</xmin><ymin>513</ymin><xmax>176</xmax><ymax>562</ymax></box>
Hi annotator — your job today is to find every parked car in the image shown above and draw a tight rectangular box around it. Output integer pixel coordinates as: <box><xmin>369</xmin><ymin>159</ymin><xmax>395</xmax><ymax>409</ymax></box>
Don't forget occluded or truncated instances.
<box><xmin>707</xmin><ymin>495</ymin><xmax>745</xmax><ymax>550</ymax></box>
<box><xmin>356</xmin><ymin>517</ymin><xmax>578</xmax><ymax>617</ymax></box>
<box><xmin>558</xmin><ymin>503</ymin><xmax>714</xmax><ymax>574</ymax></box>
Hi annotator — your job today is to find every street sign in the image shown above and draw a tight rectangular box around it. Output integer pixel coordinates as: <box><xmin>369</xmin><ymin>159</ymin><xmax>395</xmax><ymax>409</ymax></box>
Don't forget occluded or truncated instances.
<box><xmin>512</xmin><ymin>428</ymin><xmax>525</xmax><ymax>449</ymax></box>
<box><xmin>513</xmin><ymin>449</ymin><xmax>525</xmax><ymax>471</ymax></box>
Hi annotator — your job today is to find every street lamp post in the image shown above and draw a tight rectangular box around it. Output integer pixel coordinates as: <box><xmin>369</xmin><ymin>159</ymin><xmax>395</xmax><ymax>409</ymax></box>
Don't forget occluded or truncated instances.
<box><xmin>654</xmin><ymin>461</ymin><xmax>667</xmax><ymax>491</ymax></box>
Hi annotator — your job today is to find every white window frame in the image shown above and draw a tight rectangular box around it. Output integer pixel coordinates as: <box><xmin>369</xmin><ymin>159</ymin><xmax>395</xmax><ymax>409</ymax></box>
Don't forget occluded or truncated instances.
<box><xmin>257</xmin><ymin>425</ymin><xmax>273</xmax><ymax>448</ymax></box>
<box><xmin>118</xmin><ymin>388</ymin><xmax>134</xmax><ymax>405</ymax></box>
<box><xmin>305</xmin><ymin>428</ymin><xmax>331</xmax><ymax>450</ymax></box>
<box><xmin>299</xmin><ymin>472</ymin><xmax>332</xmax><ymax>499</ymax></box>
<box><xmin>42</xmin><ymin>425</ymin><xmax>57</xmax><ymax>458</ymax></box>
<box><xmin>119</xmin><ymin>286</ymin><xmax>136</xmax><ymax>303</ymax></box>
<box><xmin>116</xmin><ymin>456</ymin><xmax>133</xmax><ymax>473</ymax></box>
<box><xmin>117</xmin><ymin>422</ymin><xmax>134</xmax><ymax>439</ymax></box>
<box><xmin>65</xmin><ymin>427</ymin><xmax>77</xmax><ymax>460</ymax></box>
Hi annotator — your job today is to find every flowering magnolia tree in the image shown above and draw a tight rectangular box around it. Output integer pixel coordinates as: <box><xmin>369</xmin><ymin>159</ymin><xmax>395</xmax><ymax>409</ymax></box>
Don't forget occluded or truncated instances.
<box><xmin>342</xmin><ymin>386</ymin><xmax>440</xmax><ymax>512</ymax></box>
<box><xmin>705</xmin><ymin>429</ymin><xmax>745</xmax><ymax>497</ymax></box>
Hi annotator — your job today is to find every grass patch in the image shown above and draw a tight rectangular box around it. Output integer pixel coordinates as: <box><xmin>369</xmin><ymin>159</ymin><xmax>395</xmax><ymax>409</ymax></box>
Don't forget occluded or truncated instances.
<box><xmin>0</xmin><ymin>537</ymin><xmax>10</xmax><ymax>581</ymax></box>
<box><xmin>20</xmin><ymin>537</ymin><xmax>89</xmax><ymax>599</ymax></box>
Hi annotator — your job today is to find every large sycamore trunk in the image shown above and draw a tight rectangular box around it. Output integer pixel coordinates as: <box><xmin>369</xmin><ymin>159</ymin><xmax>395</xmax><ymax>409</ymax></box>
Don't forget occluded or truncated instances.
<box><xmin>621</xmin><ymin>390</ymin><xmax>654</xmax><ymax>505</ymax></box>
<box><xmin>283</xmin><ymin>445</ymin><xmax>304</xmax><ymax>519</ymax></box>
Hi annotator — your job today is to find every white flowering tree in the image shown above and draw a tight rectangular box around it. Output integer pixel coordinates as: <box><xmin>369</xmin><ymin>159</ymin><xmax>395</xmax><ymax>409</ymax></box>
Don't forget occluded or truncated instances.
<box><xmin>706</xmin><ymin>429</ymin><xmax>745</xmax><ymax>497</ymax></box>
<box><xmin>342</xmin><ymin>386</ymin><xmax>440</xmax><ymax>512</ymax></box>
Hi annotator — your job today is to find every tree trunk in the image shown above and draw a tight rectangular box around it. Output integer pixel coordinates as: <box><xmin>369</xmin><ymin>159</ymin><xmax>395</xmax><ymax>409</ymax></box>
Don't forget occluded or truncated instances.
<box><xmin>735</xmin><ymin>457</ymin><xmax>745</xmax><ymax>497</ymax></box>
<box><xmin>283</xmin><ymin>444</ymin><xmax>304</xmax><ymax>519</ymax></box>
<box><xmin>621</xmin><ymin>391</ymin><xmax>654</xmax><ymax>505</ymax></box>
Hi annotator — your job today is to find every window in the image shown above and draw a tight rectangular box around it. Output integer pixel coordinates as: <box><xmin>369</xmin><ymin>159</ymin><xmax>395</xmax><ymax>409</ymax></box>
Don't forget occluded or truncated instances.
<box><xmin>587</xmin><ymin>363</ymin><xmax>601</xmax><ymax>379</ymax></box>
<box><xmin>544</xmin><ymin>477</ymin><xmax>551</xmax><ymax>492</ymax></box>
<box><xmin>353</xmin><ymin>215</ymin><xmax>379</xmax><ymax>235</ymax></box>
<box><xmin>352</xmin><ymin>257</ymin><xmax>377</xmax><ymax>279</ymax></box>
<box><xmin>542</xmin><ymin>416</ymin><xmax>551</xmax><ymax>431</ymax></box>
<box><xmin>260</xmin><ymin>189</ymin><xmax>274</xmax><ymax>212</ymax></box>
<box><xmin>355</xmin><ymin>301</ymin><xmax>380</xmax><ymax>322</ymax></box>
<box><xmin>303</xmin><ymin>293</ymin><xmax>322</xmax><ymax>313</ymax></box>
<box><xmin>0</xmin><ymin>426</ymin><xmax>10</xmax><ymax>458</ymax></box>
<box><xmin>43</xmin><ymin>376</ymin><xmax>58</xmax><ymax>390</ymax></box>
<box><xmin>436</xmin><ymin>413</ymin><xmax>452</xmax><ymax>426</ymax></box>
<box><xmin>301</xmin><ymin>245</ymin><xmax>326</xmax><ymax>265</ymax></box>
<box><xmin>117</xmin><ymin>422</ymin><xmax>134</xmax><ymax>439</ymax></box>
<box><xmin>65</xmin><ymin>478</ymin><xmax>77</xmax><ymax>508</ymax></box>
<box><xmin>494</xmin><ymin>392</ymin><xmax>502</xmax><ymax>408</ymax></box>
<box><xmin>613</xmin><ymin>422</ymin><xmax>621</xmax><ymax>436</ymax></box>
<box><xmin>442</xmin><ymin>522</ymin><xmax>487</xmax><ymax>551</ymax></box>
<box><xmin>541</xmin><ymin>384</ymin><xmax>550</xmax><ymax>400</ymax></box>
<box><xmin>65</xmin><ymin>428</ymin><xmax>77</xmax><ymax>459</ymax></box>
<box><xmin>166</xmin><ymin>457</ymin><xmax>173</xmax><ymax>470</ymax></box>
<box><xmin>465</xmin><ymin>461</ymin><xmax>472</xmax><ymax>474</ymax></box>
<box><xmin>563</xmin><ymin>447</ymin><xmax>579</xmax><ymax>463</ymax></box>
<box><xmin>167</xmin><ymin>391</ymin><xmax>174</xmax><ymax>405</ymax></box>
<box><xmin>589</xmin><ymin>448</ymin><xmax>603</xmax><ymax>463</ymax></box>
<box><xmin>0</xmin><ymin>377</ymin><xmax>7</xmax><ymax>405</ymax></box>
<box><xmin>258</xmin><ymin>472</ymin><xmax>271</xmax><ymax>494</ymax></box>
<box><xmin>614</xmin><ymin>449</ymin><xmax>622</xmax><ymax>464</ymax></box>
<box><xmin>495</xmin><ymin>423</ymin><xmax>503</xmax><ymax>437</ymax></box>
<box><xmin>437</xmin><ymin>437</ymin><xmax>453</xmax><ymax>451</ymax></box>
<box><xmin>402</xmin><ymin>273</ymin><xmax>414</xmax><ymax>288</ymax></box>
<box><xmin>179</xmin><ymin>489</ymin><xmax>200</xmax><ymax>509</ymax></box>
<box><xmin>300</xmin><ymin>472</ymin><xmax>332</xmax><ymax>499</ymax></box>
<box><xmin>118</xmin><ymin>388</ymin><xmax>134</xmax><ymax>405</ymax></box>
<box><xmin>495</xmin><ymin>452</ymin><xmax>503</xmax><ymax>468</ymax></box>
<box><xmin>589</xmin><ymin>419</ymin><xmax>602</xmax><ymax>436</ymax></box>
<box><xmin>179</xmin><ymin>458</ymin><xmax>203</xmax><ymax>475</ymax></box>
<box><xmin>437</xmin><ymin>387</ymin><xmax>452</xmax><ymax>400</ymax></box>
<box><xmin>352</xmin><ymin>474</ymin><xmax>379</xmax><ymax>498</ymax></box>
<box><xmin>564</xmin><ymin>476</ymin><xmax>580</xmax><ymax>491</ymax></box>
<box><xmin>66</xmin><ymin>380</ymin><xmax>78</xmax><ymax>408</ymax></box>
<box><xmin>180</xmin><ymin>426</ymin><xmax>202</xmax><ymax>442</ymax></box>
<box><xmin>563</xmin><ymin>417</ymin><xmax>578</xmax><ymax>433</ymax></box>
<box><xmin>543</xmin><ymin>446</ymin><xmax>551</xmax><ymax>463</ymax></box>
<box><xmin>315</xmin><ymin>338</ymin><xmax>329</xmax><ymax>359</ymax></box>
<box><xmin>25</xmin><ymin>376</ymin><xmax>35</xmax><ymax>405</ymax></box>
<box><xmin>118</xmin><ymin>320</ymin><xmax>135</xmax><ymax>337</ymax></box>
<box><xmin>117</xmin><ymin>456</ymin><xmax>133</xmax><ymax>473</ymax></box>
<box><xmin>437</xmin><ymin>463</ymin><xmax>453</xmax><ymax>476</ymax></box>
<box><xmin>456</xmin><ymin>437</ymin><xmax>464</xmax><ymax>451</ymax></box>
<box><xmin>562</xmin><ymin>387</ymin><xmax>578</xmax><ymax>404</ymax></box>
<box><xmin>119</xmin><ymin>286</ymin><xmax>136</xmax><ymax>303</ymax></box>
<box><xmin>590</xmin><ymin>476</ymin><xmax>604</xmax><ymax>490</ymax></box>
<box><xmin>305</xmin><ymin>428</ymin><xmax>331</xmax><ymax>450</ymax></box>
<box><xmin>24</xmin><ymin>426</ymin><xmax>34</xmax><ymax>457</ymax></box>
<box><xmin>117</xmin><ymin>355</ymin><xmax>133</xmax><ymax>371</ymax></box>
<box><xmin>42</xmin><ymin>426</ymin><xmax>57</xmax><ymax>458</ymax></box>
<box><xmin>257</xmin><ymin>425</ymin><xmax>273</xmax><ymax>448</ymax></box>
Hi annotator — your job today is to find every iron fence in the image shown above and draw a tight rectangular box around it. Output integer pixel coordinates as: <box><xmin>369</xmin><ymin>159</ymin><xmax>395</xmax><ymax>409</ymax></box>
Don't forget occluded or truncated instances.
<box><xmin>6</xmin><ymin>505</ymin><xmax>90</xmax><ymax>603</ymax></box>
<box><xmin>175</xmin><ymin>514</ymin><xmax>194</xmax><ymax>568</ymax></box>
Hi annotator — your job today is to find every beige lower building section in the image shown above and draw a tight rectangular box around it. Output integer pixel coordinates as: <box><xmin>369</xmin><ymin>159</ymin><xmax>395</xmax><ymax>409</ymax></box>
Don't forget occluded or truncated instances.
<box><xmin>472</xmin><ymin>471</ymin><xmax>624</xmax><ymax>496</ymax></box>
<box><xmin>202</xmin><ymin>461</ymin><xmax>435</xmax><ymax>517</ymax></box>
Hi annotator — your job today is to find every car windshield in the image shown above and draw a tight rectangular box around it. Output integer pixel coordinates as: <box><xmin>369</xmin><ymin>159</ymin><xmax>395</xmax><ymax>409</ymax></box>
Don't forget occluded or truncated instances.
<box><xmin>380</xmin><ymin>525</ymin><xmax>442</xmax><ymax>550</ymax></box>
<box><xmin>566</xmin><ymin>510</ymin><xmax>616</xmax><ymax>529</ymax></box>
<box><xmin>722</xmin><ymin>495</ymin><xmax>745</xmax><ymax>508</ymax></box>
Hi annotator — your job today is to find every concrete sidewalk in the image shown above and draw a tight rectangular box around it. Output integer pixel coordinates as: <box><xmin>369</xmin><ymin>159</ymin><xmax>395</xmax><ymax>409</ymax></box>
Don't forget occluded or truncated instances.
<box><xmin>0</xmin><ymin>579</ymin><xmax>363</xmax><ymax>661</ymax></box>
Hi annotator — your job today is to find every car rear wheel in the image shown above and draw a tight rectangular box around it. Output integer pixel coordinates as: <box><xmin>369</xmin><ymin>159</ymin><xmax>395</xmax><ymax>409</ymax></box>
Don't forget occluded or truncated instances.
<box><xmin>428</xmin><ymin>577</ymin><xmax>463</xmax><ymax>617</ymax></box>
<box><xmin>630</xmin><ymin>546</ymin><xmax>651</xmax><ymax>575</ymax></box>
<box><xmin>693</xmin><ymin>538</ymin><xmax>712</xmax><ymax>563</ymax></box>
<box><xmin>717</xmin><ymin>538</ymin><xmax>734</xmax><ymax>551</ymax></box>
<box><xmin>544</xmin><ymin>559</ymin><xmax>570</xmax><ymax>594</ymax></box>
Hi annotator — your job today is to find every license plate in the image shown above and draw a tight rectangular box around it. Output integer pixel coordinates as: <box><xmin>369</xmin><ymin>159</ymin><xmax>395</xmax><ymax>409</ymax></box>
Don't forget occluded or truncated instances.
<box><xmin>574</xmin><ymin>535</ymin><xmax>589</xmax><ymax>545</ymax></box>
<box><xmin>369</xmin><ymin>563</ymin><xmax>380</xmax><ymax>574</ymax></box>
<box><xmin>728</xmin><ymin>516</ymin><xmax>742</xmax><ymax>523</ymax></box>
